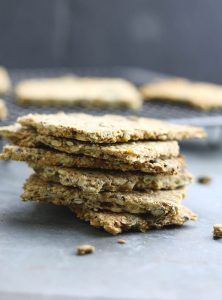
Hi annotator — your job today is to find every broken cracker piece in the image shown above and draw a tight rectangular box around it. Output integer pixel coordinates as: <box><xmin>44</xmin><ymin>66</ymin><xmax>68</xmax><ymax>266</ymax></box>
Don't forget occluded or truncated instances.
<box><xmin>117</xmin><ymin>239</ymin><xmax>126</xmax><ymax>244</ymax></box>
<box><xmin>0</xmin><ymin>124</ymin><xmax>37</xmax><ymax>146</ymax></box>
<box><xmin>22</xmin><ymin>174</ymin><xmax>186</xmax><ymax>215</ymax></box>
<box><xmin>70</xmin><ymin>205</ymin><xmax>197</xmax><ymax>235</ymax></box>
<box><xmin>198</xmin><ymin>176</ymin><xmax>212</xmax><ymax>185</ymax></box>
<box><xmin>76</xmin><ymin>244</ymin><xmax>95</xmax><ymax>255</ymax></box>
<box><xmin>213</xmin><ymin>224</ymin><xmax>222</xmax><ymax>239</ymax></box>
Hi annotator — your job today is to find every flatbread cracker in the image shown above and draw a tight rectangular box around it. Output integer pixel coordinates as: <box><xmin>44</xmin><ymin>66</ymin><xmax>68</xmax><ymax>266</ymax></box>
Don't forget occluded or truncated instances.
<box><xmin>140</xmin><ymin>78</ymin><xmax>222</xmax><ymax>111</ymax></box>
<box><xmin>0</xmin><ymin>99</ymin><xmax>7</xmax><ymax>120</ymax></box>
<box><xmin>70</xmin><ymin>205</ymin><xmax>197</xmax><ymax>235</ymax></box>
<box><xmin>16</xmin><ymin>77</ymin><xmax>142</xmax><ymax>110</ymax></box>
<box><xmin>32</xmin><ymin>164</ymin><xmax>192</xmax><ymax>192</ymax></box>
<box><xmin>0</xmin><ymin>145</ymin><xmax>185</xmax><ymax>174</ymax></box>
<box><xmin>36</xmin><ymin>135</ymin><xmax>179</xmax><ymax>163</ymax></box>
<box><xmin>18</xmin><ymin>113</ymin><xmax>206</xmax><ymax>143</ymax></box>
<box><xmin>0</xmin><ymin>124</ymin><xmax>36</xmax><ymax>146</ymax></box>
<box><xmin>0</xmin><ymin>124</ymin><xmax>180</xmax><ymax>163</ymax></box>
<box><xmin>0</xmin><ymin>66</ymin><xmax>11</xmax><ymax>95</ymax></box>
<box><xmin>22</xmin><ymin>174</ymin><xmax>186</xmax><ymax>215</ymax></box>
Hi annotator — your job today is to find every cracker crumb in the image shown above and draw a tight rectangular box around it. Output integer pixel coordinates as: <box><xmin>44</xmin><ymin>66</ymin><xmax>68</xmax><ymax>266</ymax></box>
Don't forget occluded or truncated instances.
<box><xmin>117</xmin><ymin>239</ymin><xmax>126</xmax><ymax>244</ymax></box>
<box><xmin>76</xmin><ymin>244</ymin><xmax>95</xmax><ymax>255</ymax></box>
<box><xmin>197</xmin><ymin>176</ymin><xmax>212</xmax><ymax>185</ymax></box>
<box><xmin>213</xmin><ymin>224</ymin><xmax>222</xmax><ymax>239</ymax></box>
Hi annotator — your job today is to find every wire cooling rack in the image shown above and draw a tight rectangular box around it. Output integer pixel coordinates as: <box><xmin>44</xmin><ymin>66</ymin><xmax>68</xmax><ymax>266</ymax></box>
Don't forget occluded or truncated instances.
<box><xmin>1</xmin><ymin>67</ymin><xmax>222</xmax><ymax>131</ymax></box>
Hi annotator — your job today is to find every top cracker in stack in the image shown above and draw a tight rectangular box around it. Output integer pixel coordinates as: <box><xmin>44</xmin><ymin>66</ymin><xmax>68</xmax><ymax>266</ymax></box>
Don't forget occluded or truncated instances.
<box><xmin>0</xmin><ymin>113</ymin><xmax>206</xmax><ymax>234</ymax></box>
<box><xmin>0</xmin><ymin>113</ymin><xmax>204</xmax><ymax>174</ymax></box>
<box><xmin>16</xmin><ymin>113</ymin><xmax>205</xmax><ymax>142</ymax></box>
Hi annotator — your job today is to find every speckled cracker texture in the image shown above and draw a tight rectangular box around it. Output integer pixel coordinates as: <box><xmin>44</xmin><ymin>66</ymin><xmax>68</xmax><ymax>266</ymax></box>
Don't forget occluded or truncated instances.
<box><xmin>32</xmin><ymin>164</ymin><xmax>192</xmax><ymax>193</ymax></box>
<box><xmin>22</xmin><ymin>174</ymin><xmax>186</xmax><ymax>215</ymax></box>
<box><xmin>0</xmin><ymin>124</ymin><xmax>181</xmax><ymax>164</ymax></box>
<box><xmin>0</xmin><ymin>145</ymin><xmax>185</xmax><ymax>174</ymax></box>
<box><xmin>70</xmin><ymin>205</ymin><xmax>197</xmax><ymax>235</ymax></box>
<box><xmin>17</xmin><ymin>113</ymin><xmax>206</xmax><ymax>143</ymax></box>
<box><xmin>22</xmin><ymin>174</ymin><xmax>196</xmax><ymax>234</ymax></box>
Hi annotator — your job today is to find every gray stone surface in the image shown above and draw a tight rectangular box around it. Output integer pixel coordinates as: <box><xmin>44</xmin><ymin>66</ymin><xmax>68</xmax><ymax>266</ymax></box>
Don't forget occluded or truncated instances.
<box><xmin>0</xmin><ymin>145</ymin><xmax>222</xmax><ymax>300</ymax></box>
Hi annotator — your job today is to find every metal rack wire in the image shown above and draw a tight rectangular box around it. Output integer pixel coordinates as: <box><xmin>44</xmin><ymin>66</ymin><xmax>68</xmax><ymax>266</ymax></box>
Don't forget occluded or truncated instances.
<box><xmin>1</xmin><ymin>67</ymin><xmax>222</xmax><ymax>130</ymax></box>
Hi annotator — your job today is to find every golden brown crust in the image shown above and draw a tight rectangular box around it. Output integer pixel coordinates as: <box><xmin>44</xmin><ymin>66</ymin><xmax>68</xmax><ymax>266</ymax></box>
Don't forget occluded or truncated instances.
<box><xmin>22</xmin><ymin>174</ymin><xmax>186</xmax><ymax>215</ymax></box>
<box><xmin>21</xmin><ymin>174</ymin><xmax>196</xmax><ymax>235</ymax></box>
<box><xmin>36</xmin><ymin>135</ymin><xmax>180</xmax><ymax>163</ymax></box>
<box><xmin>17</xmin><ymin>113</ymin><xmax>206</xmax><ymax>143</ymax></box>
<box><xmin>140</xmin><ymin>78</ymin><xmax>222</xmax><ymax>111</ymax></box>
<box><xmin>32</xmin><ymin>164</ymin><xmax>192</xmax><ymax>193</ymax></box>
<box><xmin>0</xmin><ymin>145</ymin><xmax>185</xmax><ymax>174</ymax></box>
<box><xmin>70</xmin><ymin>205</ymin><xmax>197</xmax><ymax>235</ymax></box>
<box><xmin>0</xmin><ymin>123</ymin><xmax>180</xmax><ymax>163</ymax></box>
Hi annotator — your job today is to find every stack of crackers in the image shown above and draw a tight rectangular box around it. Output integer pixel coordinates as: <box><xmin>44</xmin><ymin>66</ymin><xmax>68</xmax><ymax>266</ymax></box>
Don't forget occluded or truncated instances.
<box><xmin>0</xmin><ymin>113</ymin><xmax>205</xmax><ymax>234</ymax></box>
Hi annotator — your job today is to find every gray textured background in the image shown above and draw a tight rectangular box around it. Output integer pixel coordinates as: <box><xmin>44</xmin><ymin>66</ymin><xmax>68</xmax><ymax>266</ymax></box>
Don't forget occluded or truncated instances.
<box><xmin>0</xmin><ymin>0</ymin><xmax>222</xmax><ymax>82</ymax></box>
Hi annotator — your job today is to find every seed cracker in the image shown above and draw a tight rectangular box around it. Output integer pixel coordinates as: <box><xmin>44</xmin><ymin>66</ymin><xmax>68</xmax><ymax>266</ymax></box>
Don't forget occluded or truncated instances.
<box><xmin>70</xmin><ymin>205</ymin><xmax>197</xmax><ymax>235</ymax></box>
<box><xmin>140</xmin><ymin>78</ymin><xmax>222</xmax><ymax>111</ymax></box>
<box><xmin>22</xmin><ymin>174</ymin><xmax>186</xmax><ymax>215</ymax></box>
<box><xmin>0</xmin><ymin>145</ymin><xmax>185</xmax><ymax>174</ymax></box>
<box><xmin>16</xmin><ymin>77</ymin><xmax>142</xmax><ymax>110</ymax></box>
<box><xmin>17</xmin><ymin>113</ymin><xmax>206</xmax><ymax>143</ymax></box>
<box><xmin>0</xmin><ymin>123</ymin><xmax>180</xmax><ymax>163</ymax></box>
<box><xmin>32</xmin><ymin>164</ymin><xmax>192</xmax><ymax>193</ymax></box>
